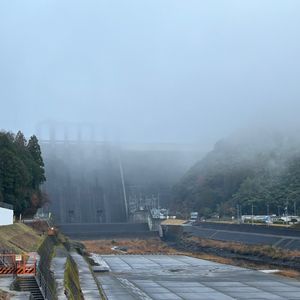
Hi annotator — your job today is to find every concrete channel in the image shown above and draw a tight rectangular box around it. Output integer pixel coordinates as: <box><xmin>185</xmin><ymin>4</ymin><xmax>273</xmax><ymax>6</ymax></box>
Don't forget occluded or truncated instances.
<box><xmin>92</xmin><ymin>254</ymin><xmax>300</xmax><ymax>300</ymax></box>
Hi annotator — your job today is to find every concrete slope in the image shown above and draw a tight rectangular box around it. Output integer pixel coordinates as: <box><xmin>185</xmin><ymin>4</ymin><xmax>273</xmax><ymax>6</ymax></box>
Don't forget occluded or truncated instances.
<box><xmin>94</xmin><ymin>254</ymin><xmax>300</xmax><ymax>300</ymax></box>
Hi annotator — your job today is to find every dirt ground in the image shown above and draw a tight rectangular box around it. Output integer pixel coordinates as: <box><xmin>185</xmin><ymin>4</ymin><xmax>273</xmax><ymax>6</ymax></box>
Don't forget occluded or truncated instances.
<box><xmin>83</xmin><ymin>237</ymin><xmax>235</xmax><ymax>264</ymax></box>
<box><xmin>83</xmin><ymin>238</ymin><xmax>178</xmax><ymax>255</ymax></box>
<box><xmin>0</xmin><ymin>290</ymin><xmax>10</xmax><ymax>300</ymax></box>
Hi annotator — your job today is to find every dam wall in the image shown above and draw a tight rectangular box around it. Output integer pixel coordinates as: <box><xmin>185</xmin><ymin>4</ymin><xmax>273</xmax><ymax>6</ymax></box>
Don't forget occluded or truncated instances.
<box><xmin>41</xmin><ymin>140</ymin><xmax>202</xmax><ymax>225</ymax></box>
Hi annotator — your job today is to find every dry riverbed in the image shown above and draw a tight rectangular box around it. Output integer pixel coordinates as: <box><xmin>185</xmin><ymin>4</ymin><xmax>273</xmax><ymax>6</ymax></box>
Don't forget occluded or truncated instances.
<box><xmin>83</xmin><ymin>237</ymin><xmax>300</xmax><ymax>280</ymax></box>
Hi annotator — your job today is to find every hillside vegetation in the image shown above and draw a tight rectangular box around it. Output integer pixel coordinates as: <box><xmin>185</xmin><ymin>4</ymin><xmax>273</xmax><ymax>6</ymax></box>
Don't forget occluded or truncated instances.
<box><xmin>0</xmin><ymin>131</ymin><xmax>45</xmax><ymax>216</ymax></box>
<box><xmin>173</xmin><ymin>130</ymin><xmax>300</xmax><ymax>217</ymax></box>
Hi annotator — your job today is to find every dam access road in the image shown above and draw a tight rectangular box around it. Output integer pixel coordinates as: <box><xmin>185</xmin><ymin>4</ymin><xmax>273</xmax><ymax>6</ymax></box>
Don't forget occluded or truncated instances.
<box><xmin>92</xmin><ymin>254</ymin><xmax>300</xmax><ymax>300</ymax></box>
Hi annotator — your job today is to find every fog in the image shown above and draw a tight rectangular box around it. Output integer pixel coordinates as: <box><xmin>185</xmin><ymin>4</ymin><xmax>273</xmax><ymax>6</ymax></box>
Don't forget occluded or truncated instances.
<box><xmin>1</xmin><ymin>1</ymin><xmax>300</xmax><ymax>147</ymax></box>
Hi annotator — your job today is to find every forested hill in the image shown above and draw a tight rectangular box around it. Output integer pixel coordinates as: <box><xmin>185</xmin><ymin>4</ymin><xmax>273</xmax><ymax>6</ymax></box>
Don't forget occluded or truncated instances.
<box><xmin>172</xmin><ymin>130</ymin><xmax>300</xmax><ymax>217</ymax></box>
<box><xmin>0</xmin><ymin>131</ymin><xmax>46</xmax><ymax>216</ymax></box>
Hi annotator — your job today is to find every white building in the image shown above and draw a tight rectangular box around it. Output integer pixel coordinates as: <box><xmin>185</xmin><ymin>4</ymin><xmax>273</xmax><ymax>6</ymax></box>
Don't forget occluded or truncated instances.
<box><xmin>0</xmin><ymin>202</ymin><xmax>13</xmax><ymax>226</ymax></box>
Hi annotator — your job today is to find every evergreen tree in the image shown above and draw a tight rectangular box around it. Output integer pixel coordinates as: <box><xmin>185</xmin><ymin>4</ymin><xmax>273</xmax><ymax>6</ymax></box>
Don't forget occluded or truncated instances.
<box><xmin>0</xmin><ymin>131</ymin><xmax>46</xmax><ymax>216</ymax></box>
<box><xmin>27</xmin><ymin>135</ymin><xmax>46</xmax><ymax>189</ymax></box>
<box><xmin>14</xmin><ymin>131</ymin><xmax>27</xmax><ymax>148</ymax></box>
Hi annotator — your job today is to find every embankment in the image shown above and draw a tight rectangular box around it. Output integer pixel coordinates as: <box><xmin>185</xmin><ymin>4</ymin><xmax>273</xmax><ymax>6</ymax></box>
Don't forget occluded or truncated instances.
<box><xmin>185</xmin><ymin>222</ymin><xmax>300</xmax><ymax>250</ymax></box>
<box><xmin>162</xmin><ymin>224</ymin><xmax>300</xmax><ymax>272</ymax></box>
<box><xmin>0</xmin><ymin>223</ymin><xmax>43</xmax><ymax>253</ymax></box>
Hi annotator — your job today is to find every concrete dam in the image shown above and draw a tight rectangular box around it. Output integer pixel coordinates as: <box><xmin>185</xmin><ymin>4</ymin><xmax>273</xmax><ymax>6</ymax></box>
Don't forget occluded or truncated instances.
<box><xmin>41</xmin><ymin>139</ymin><xmax>202</xmax><ymax>225</ymax></box>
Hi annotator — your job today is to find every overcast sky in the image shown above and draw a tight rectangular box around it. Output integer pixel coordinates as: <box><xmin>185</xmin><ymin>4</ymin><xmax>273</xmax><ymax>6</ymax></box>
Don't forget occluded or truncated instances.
<box><xmin>0</xmin><ymin>0</ymin><xmax>300</xmax><ymax>146</ymax></box>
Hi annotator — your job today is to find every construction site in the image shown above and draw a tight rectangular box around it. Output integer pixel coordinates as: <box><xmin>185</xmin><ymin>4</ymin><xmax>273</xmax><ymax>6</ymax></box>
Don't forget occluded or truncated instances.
<box><xmin>1</xmin><ymin>126</ymin><xmax>300</xmax><ymax>299</ymax></box>
<box><xmin>1</xmin><ymin>209</ymin><xmax>300</xmax><ymax>300</ymax></box>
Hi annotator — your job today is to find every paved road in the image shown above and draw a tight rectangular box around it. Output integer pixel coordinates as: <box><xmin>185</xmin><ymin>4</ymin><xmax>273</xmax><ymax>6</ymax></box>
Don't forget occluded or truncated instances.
<box><xmin>183</xmin><ymin>224</ymin><xmax>300</xmax><ymax>250</ymax></box>
<box><xmin>93</xmin><ymin>254</ymin><xmax>300</xmax><ymax>300</ymax></box>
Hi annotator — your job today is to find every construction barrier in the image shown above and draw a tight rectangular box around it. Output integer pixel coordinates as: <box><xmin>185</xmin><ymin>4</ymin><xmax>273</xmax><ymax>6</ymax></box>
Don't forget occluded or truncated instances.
<box><xmin>0</xmin><ymin>253</ymin><xmax>36</xmax><ymax>276</ymax></box>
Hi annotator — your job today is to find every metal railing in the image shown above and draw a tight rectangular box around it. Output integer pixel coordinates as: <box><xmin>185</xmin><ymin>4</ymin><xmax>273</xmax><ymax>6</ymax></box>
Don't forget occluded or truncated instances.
<box><xmin>36</xmin><ymin>265</ymin><xmax>56</xmax><ymax>300</ymax></box>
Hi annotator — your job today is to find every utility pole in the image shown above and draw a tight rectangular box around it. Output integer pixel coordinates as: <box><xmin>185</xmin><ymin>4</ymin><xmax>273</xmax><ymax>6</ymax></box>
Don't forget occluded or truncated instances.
<box><xmin>251</xmin><ymin>204</ymin><xmax>254</xmax><ymax>226</ymax></box>
<box><xmin>267</xmin><ymin>203</ymin><xmax>270</xmax><ymax>226</ymax></box>
<box><xmin>294</xmin><ymin>201</ymin><xmax>297</xmax><ymax>216</ymax></box>
<box><xmin>285</xmin><ymin>204</ymin><xmax>288</xmax><ymax>227</ymax></box>
<box><xmin>236</xmin><ymin>204</ymin><xmax>240</xmax><ymax>224</ymax></box>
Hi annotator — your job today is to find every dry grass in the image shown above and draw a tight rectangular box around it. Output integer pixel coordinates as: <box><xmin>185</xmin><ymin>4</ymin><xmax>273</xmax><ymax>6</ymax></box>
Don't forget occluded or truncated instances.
<box><xmin>192</xmin><ymin>253</ymin><xmax>274</xmax><ymax>270</ymax></box>
<box><xmin>187</xmin><ymin>236</ymin><xmax>300</xmax><ymax>260</ymax></box>
<box><xmin>83</xmin><ymin>238</ymin><xmax>178</xmax><ymax>255</ymax></box>
<box><xmin>181</xmin><ymin>236</ymin><xmax>300</xmax><ymax>279</ymax></box>
<box><xmin>277</xmin><ymin>269</ymin><xmax>300</xmax><ymax>279</ymax></box>
<box><xmin>160</xmin><ymin>219</ymin><xmax>187</xmax><ymax>225</ymax></box>
<box><xmin>0</xmin><ymin>223</ymin><xmax>43</xmax><ymax>253</ymax></box>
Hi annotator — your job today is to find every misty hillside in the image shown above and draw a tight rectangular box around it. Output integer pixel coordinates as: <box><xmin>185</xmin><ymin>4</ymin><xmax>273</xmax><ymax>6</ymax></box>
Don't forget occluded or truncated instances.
<box><xmin>172</xmin><ymin>129</ymin><xmax>300</xmax><ymax>217</ymax></box>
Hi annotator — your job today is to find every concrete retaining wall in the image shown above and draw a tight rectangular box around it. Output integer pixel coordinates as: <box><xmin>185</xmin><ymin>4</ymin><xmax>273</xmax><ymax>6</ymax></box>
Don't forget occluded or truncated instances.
<box><xmin>161</xmin><ymin>224</ymin><xmax>183</xmax><ymax>241</ymax></box>
<box><xmin>59</xmin><ymin>223</ymin><xmax>156</xmax><ymax>239</ymax></box>
<box><xmin>37</xmin><ymin>236</ymin><xmax>58</xmax><ymax>300</ymax></box>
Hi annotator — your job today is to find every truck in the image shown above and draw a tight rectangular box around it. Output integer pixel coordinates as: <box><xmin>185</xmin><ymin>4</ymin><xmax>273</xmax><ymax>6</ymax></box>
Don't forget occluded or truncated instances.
<box><xmin>189</xmin><ymin>212</ymin><xmax>199</xmax><ymax>223</ymax></box>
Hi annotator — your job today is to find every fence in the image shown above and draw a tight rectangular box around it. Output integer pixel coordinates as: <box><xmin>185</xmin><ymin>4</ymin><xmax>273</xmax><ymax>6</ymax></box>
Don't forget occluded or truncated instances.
<box><xmin>36</xmin><ymin>265</ymin><xmax>56</xmax><ymax>300</ymax></box>
<box><xmin>0</xmin><ymin>253</ymin><xmax>36</xmax><ymax>276</ymax></box>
